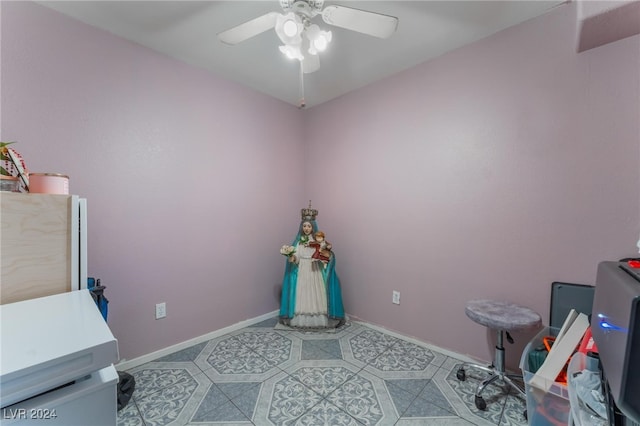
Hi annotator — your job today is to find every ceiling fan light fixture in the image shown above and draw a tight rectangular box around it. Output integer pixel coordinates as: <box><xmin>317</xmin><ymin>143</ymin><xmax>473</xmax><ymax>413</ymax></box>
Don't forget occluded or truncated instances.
<box><xmin>279</xmin><ymin>44</ymin><xmax>303</xmax><ymax>61</ymax></box>
<box><xmin>219</xmin><ymin>1</ymin><xmax>399</xmax><ymax>105</ymax></box>
<box><xmin>313</xmin><ymin>30</ymin><xmax>332</xmax><ymax>52</ymax></box>
<box><xmin>305</xmin><ymin>24</ymin><xmax>332</xmax><ymax>55</ymax></box>
<box><xmin>283</xmin><ymin>19</ymin><xmax>298</xmax><ymax>37</ymax></box>
<box><xmin>275</xmin><ymin>12</ymin><xmax>302</xmax><ymax>44</ymax></box>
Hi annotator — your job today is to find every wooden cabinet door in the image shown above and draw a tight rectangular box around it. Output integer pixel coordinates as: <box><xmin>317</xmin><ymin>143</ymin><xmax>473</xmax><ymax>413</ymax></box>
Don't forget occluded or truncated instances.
<box><xmin>1</xmin><ymin>193</ymin><xmax>74</xmax><ymax>304</ymax></box>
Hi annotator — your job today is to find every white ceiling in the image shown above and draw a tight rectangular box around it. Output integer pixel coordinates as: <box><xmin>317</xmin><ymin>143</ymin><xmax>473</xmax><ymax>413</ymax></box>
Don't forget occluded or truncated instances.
<box><xmin>37</xmin><ymin>1</ymin><xmax>567</xmax><ymax>108</ymax></box>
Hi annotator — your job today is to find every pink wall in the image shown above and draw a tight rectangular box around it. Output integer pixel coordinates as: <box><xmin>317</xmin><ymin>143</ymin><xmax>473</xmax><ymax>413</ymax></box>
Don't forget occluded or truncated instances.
<box><xmin>304</xmin><ymin>2</ymin><xmax>640</xmax><ymax>366</ymax></box>
<box><xmin>2</xmin><ymin>1</ymin><xmax>639</xmax><ymax>367</ymax></box>
<box><xmin>577</xmin><ymin>0</ymin><xmax>640</xmax><ymax>52</ymax></box>
<box><xmin>1</xmin><ymin>2</ymin><xmax>304</xmax><ymax>361</ymax></box>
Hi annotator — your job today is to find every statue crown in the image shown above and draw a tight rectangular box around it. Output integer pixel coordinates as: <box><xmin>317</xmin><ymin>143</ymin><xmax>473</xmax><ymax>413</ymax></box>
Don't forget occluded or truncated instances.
<box><xmin>301</xmin><ymin>200</ymin><xmax>318</xmax><ymax>221</ymax></box>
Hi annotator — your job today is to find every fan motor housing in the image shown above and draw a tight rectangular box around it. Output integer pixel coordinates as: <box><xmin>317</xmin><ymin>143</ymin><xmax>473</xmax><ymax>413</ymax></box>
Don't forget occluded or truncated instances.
<box><xmin>281</xmin><ymin>0</ymin><xmax>324</xmax><ymax>17</ymax></box>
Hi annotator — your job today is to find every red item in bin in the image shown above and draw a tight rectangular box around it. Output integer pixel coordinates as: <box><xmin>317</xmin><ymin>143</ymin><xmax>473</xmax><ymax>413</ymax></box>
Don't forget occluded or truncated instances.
<box><xmin>578</xmin><ymin>326</ymin><xmax>598</xmax><ymax>355</ymax></box>
<box><xmin>537</xmin><ymin>396</ymin><xmax>570</xmax><ymax>426</ymax></box>
<box><xmin>628</xmin><ymin>260</ymin><xmax>640</xmax><ymax>268</ymax></box>
<box><xmin>543</xmin><ymin>337</ymin><xmax>568</xmax><ymax>385</ymax></box>
<box><xmin>541</xmin><ymin>327</ymin><xmax>595</xmax><ymax>386</ymax></box>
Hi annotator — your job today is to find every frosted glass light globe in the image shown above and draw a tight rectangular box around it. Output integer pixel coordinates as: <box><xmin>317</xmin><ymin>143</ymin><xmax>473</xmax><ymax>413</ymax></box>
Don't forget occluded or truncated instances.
<box><xmin>283</xmin><ymin>19</ymin><xmax>299</xmax><ymax>37</ymax></box>
<box><xmin>313</xmin><ymin>36</ymin><xmax>328</xmax><ymax>51</ymax></box>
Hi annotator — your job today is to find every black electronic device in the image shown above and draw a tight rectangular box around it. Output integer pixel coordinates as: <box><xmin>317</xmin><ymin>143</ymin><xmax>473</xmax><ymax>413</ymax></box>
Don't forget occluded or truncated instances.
<box><xmin>591</xmin><ymin>261</ymin><xmax>640</xmax><ymax>424</ymax></box>
<box><xmin>550</xmin><ymin>282</ymin><xmax>594</xmax><ymax>328</ymax></box>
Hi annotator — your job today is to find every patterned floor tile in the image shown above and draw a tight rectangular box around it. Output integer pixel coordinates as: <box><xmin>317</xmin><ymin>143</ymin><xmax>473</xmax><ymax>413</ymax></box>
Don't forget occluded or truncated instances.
<box><xmin>417</xmin><ymin>380</ymin><xmax>456</xmax><ymax>413</ymax></box>
<box><xmin>187</xmin><ymin>382</ymin><xmax>261</xmax><ymax>422</ymax></box>
<box><xmin>499</xmin><ymin>393</ymin><xmax>528</xmax><ymax>426</ymax></box>
<box><xmin>294</xmin><ymin>399</ymin><xmax>361</xmax><ymax>426</ymax></box>
<box><xmin>327</xmin><ymin>369</ymin><xmax>399</xmax><ymax>426</ymax></box>
<box><xmin>228</xmin><ymin>383</ymin><xmax>262</xmax><ymax>420</ymax></box>
<box><xmin>276</xmin><ymin>321</ymin><xmax>357</xmax><ymax>342</ymax></box>
<box><xmin>369</xmin><ymin>343</ymin><xmax>434</xmax><ymax>372</ymax></box>
<box><xmin>123</xmin><ymin>318</ymin><xmax>529</xmax><ymax>426</ymax></box>
<box><xmin>196</xmin><ymin>331</ymin><xmax>300</xmax><ymax>382</ymax></box>
<box><xmin>189</xmin><ymin>384</ymin><xmax>233</xmax><ymax>421</ymax></box>
<box><xmin>432</xmin><ymin>360</ymin><xmax>512</xmax><ymax>426</ymax></box>
<box><xmin>216</xmin><ymin>381</ymin><xmax>262</xmax><ymax>401</ymax></box>
<box><xmin>184</xmin><ymin>382</ymin><xmax>259</xmax><ymax>425</ymax></box>
<box><xmin>403</xmin><ymin>395</ymin><xmax>458</xmax><ymax>418</ymax></box>
<box><xmin>192</xmin><ymin>399</ymin><xmax>250</xmax><ymax>423</ymax></box>
<box><xmin>341</xmin><ymin>321</ymin><xmax>366</xmax><ymax>334</ymax></box>
<box><xmin>386</xmin><ymin>379</ymin><xmax>460</xmax><ymax>420</ymax></box>
<box><xmin>254</xmin><ymin>370</ymin><xmax>324</xmax><ymax>425</ymax></box>
<box><xmin>128</xmin><ymin>362</ymin><xmax>202</xmax><ymax>400</ymax></box>
<box><xmin>250</xmin><ymin>317</ymin><xmax>281</xmax><ymax>328</ymax></box>
<box><xmin>386</xmin><ymin>378</ymin><xmax>430</xmax><ymax>396</ymax></box>
<box><xmin>395</xmin><ymin>417</ymin><xmax>476</xmax><ymax>425</ymax></box>
<box><xmin>350</xmin><ymin>329</ymin><xmax>403</xmax><ymax>362</ymax></box>
<box><xmin>392</xmin><ymin>339</ymin><xmax>448</xmax><ymax>369</ymax></box>
<box><xmin>133</xmin><ymin>371</ymin><xmax>213</xmax><ymax>426</ymax></box>
<box><xmin>116</xmin><ymin>400</ymin><xmax>144</xmax><ymax>426</ymax></box>
<box><xmin>301</xmin><ymin>339</ymin><xmax>343</xmax><ymax>360</ymax></box>
<box><xmin>362</xmin><ymin>345</ymin><xmax>441</xmax><ymax>381</ymax></box>
<box><xmin>386</xmin><ymin>381</ymin><xmax>419</xmax><ymax>416</ymax></box>
<box><xmin>155</xmin><ymin>342</ymin><xmax>208</xmax><ymax>362</ymax></box>
<box><xmin>194</xmin><ymin>337</ymin><xmax>255</xmax><ymax>373</ymax></box>
<box><xmin>288</xmin><ymin>364</ymin><xmax>359</xmax><ymax>397</ymax></box>
<box><xmin>340</xmin><ymin>329</ymin><xmax>399</xmax><ymax>369</ymax></box>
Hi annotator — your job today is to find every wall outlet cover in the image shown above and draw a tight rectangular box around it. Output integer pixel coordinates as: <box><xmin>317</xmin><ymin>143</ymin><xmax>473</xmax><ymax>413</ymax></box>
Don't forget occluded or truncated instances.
<box><xmin>155</xmin><ymin>302</ymin><xmax>166</xmax><ymax>319</ymax></box>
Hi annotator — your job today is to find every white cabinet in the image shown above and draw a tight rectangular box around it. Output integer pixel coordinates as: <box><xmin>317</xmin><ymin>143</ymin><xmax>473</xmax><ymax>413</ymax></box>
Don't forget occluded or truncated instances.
<box><xmin>0</xmin><ymin>290</ymin><xmax>119</xmax><ymax>425</ymax></box>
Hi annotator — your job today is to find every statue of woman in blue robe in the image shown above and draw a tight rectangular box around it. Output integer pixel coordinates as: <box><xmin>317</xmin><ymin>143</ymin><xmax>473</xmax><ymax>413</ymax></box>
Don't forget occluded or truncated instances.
<box><xmin>279</xmin><ymin>204</ymin><xmax>345</xmax><ymax>328</ymax></box>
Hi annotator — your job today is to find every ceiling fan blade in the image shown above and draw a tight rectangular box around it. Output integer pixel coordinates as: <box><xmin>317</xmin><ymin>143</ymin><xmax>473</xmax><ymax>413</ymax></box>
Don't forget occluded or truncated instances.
<box><xmin>218</xmin><ymin>12</ymin><xmax>279</xmax><ymax>45</ymax></box>
<box><xmin>322</xmin><ymin>5</ymin><xmax>398</xmax><ymax>39</ymax></box>
<box><xmin>303</xmin><ymin>54</ymin><xmax>320</xmax><ymax>74</ymax></box>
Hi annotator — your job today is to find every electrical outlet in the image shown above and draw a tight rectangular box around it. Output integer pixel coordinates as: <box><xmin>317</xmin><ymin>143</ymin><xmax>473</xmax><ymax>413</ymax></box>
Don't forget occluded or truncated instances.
<box><xmin>155</xmin><ymin>302</ymin><xmax>166</xmax><ymax>319</ymax></box>
<box><xmin>392</xmin><ymin>291</ymin><xmax>400</xmax><ymax>305</ymax></box>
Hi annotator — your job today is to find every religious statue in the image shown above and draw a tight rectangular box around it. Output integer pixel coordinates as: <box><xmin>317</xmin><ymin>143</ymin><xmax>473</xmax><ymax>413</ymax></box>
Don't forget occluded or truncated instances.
<box><xmin>279</xmin><ymin>202</ymin><xmax>345</xmax><ymax>328</ymax></box>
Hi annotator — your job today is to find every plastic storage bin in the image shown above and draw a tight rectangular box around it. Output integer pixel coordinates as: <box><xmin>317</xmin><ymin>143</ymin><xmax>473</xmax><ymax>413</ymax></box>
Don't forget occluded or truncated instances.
<box><xmin>520</xmin><ymin>327</ymin><xmax>571</xmax><ymax>426</ymax></box>
<box><xmin>567</xmin><ymin>352</ymin><xmax>608</xmax><ymax>426</ymax></box>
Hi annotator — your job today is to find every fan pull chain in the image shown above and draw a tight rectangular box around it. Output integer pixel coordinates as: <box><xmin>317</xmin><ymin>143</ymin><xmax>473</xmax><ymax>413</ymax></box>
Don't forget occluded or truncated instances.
<box><xmin>298</xmin><ymin>59</ymin><xmax>306</xmax><ymax>109</ymax></box>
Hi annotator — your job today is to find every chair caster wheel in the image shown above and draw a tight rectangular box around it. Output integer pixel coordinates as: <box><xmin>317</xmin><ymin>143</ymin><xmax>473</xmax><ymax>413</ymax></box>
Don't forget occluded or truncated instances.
<box><xmin>456</xmin><ymin>368</ymin><xmax>466</xmax><ymax>381</ymax></box>
<box><xmin>474</xmin><ymin>395</ymin><xmax>487</xmax><ymax>411</ymax></box>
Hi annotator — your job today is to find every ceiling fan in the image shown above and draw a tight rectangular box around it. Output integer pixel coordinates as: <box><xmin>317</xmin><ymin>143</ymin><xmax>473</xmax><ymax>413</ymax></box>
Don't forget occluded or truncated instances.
<box><xmin>217</xmin><ymin>0</ymin><xmax>399</xmax><ymax>75</ymax></box>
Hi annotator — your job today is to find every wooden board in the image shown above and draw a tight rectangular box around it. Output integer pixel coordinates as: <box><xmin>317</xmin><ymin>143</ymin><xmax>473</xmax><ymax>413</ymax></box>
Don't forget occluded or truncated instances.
<box><xmin>1</xmin><ymin>193</ymin><xmax>73</xmax><ymax>304</ymax></box>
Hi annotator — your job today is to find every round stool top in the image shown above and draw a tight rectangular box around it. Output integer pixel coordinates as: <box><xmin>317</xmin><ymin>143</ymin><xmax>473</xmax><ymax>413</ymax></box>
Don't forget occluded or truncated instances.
<box><xmin>465</xmin><ymin>299</ymin><xmax>541</xmax><ymax>331</ymax></box>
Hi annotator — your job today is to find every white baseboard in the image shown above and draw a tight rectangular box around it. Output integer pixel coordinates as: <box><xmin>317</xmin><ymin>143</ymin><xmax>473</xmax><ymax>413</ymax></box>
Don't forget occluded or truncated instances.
<box><xmin>116</xmin><ymin>310</ymin><xmax>279</xmax><ymax>371</ymax></box>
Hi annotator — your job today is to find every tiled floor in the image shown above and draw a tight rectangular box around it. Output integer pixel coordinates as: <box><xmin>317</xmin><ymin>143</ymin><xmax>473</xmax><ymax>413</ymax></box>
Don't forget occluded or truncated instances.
<box><xmin>117</xmin><ymin>318</ymin><xmax>528</xmax><ymax>426</ymax></box>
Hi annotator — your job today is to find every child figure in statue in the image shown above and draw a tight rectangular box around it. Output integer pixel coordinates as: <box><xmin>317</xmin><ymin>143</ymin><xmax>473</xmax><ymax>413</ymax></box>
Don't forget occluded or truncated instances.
<box><xmin>310</xmin><ymin>231</ymin><xmax>332</xmax><ymax>265</ymax></box>
<box><xmin>279</xmin><ymin>203</ymin><xmax>345</xmax><ymax>329</ymax></box>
